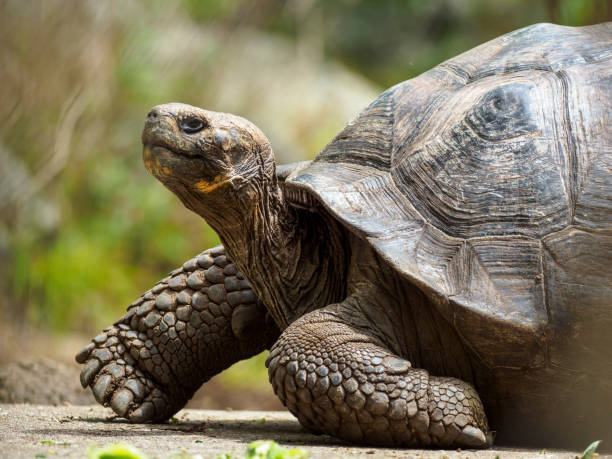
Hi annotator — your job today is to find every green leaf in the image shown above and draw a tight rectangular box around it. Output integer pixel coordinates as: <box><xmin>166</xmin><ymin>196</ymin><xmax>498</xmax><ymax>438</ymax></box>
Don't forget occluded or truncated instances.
<box><xmin>245</xmin><ymin>440</ymin><xmax>307</xmax><ymax>459</ymax></box>
<box><xmin>86</xmin><ymin>443</ymin><xmax>150</xmax><ymax>459</ymax></box>
<box><xmin>580</xmin><ymin>440</ymin><xmax>601</xmax><ymax>459</ymax></box>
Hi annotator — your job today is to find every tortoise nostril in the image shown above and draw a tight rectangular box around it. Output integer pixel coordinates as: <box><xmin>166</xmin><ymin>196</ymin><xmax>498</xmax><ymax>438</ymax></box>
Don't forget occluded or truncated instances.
<box><xmin>147</xmin><ymin>108</ymin><xmax>160</xmax><ymax>120</ymax></box>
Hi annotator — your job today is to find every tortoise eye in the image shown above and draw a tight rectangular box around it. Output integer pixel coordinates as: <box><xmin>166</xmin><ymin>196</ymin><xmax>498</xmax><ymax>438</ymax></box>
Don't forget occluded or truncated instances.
<box><xmin>180</xmin><ymin>117</ymin><xmax>206</xmax><ymax>134</ymax></box>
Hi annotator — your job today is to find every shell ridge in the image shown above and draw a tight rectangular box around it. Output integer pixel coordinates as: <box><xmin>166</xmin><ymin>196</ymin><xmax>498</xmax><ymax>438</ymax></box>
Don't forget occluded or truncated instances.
<box><xmin>554</xmin><ymin>69</ymin><xmax>578</xmax><ymax>222</ymax></box>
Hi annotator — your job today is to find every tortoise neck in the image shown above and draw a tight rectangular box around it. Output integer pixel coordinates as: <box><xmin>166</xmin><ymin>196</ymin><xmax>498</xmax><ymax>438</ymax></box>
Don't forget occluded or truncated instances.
<box><xmin>208</xmin><ymin>178</ymin><xmax>347</xmax><ymax>329</ymax></box>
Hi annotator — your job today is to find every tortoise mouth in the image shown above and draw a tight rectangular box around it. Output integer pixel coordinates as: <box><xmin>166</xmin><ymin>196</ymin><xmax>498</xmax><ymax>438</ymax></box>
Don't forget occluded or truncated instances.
<box><xmin>142</xmin><ymin>143</ymin><xmax>227</xmax><ymax>192</ymax></box>
<box><xmin>142</xmin><ymin>143</ymin><xmax>200</xmax><ymax>179</ymax></box>
<box><xmin>148</xmin><ymin>142</ymin><xmax>177</xmax><ymax>156</ymax></box>
<box><xmin>143</xmin><ymin>141</ymin><xmax>201</xmax><ymax>162</ymax></box>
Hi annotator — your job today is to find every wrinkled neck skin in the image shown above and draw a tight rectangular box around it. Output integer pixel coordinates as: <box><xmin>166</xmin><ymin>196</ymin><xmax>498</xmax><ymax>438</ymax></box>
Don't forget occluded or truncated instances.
<box><xmin>182</xmin><ymin>166</ymin><xmax>347</xmax><ymax>330</ymax></box>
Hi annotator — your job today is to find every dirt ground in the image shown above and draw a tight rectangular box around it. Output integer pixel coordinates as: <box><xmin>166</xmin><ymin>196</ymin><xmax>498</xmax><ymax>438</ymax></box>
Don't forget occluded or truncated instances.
<box><xmin>1</xmin><ymin>404</ymin><xmax>602</xmax><ymax>459</ymax></box>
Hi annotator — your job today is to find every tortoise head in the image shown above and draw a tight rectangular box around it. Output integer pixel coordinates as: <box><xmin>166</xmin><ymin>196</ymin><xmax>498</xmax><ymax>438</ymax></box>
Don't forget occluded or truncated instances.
<box><xmin>141</xmin><ymin>103</ymin><xmax>275</xmax><ymax>213</ymax></box>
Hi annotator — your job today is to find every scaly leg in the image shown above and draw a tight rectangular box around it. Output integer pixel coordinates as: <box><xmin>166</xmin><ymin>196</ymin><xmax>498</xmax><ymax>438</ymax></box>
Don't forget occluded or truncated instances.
<box><xmin>266</xmin><ymin>305</ymin><xmax>491</xmax><ymax>448</ymax></box>
<box><xmin>76</xmin><ymin>245</ymin><xmax>278</xmax><ymax>422</ymax></box>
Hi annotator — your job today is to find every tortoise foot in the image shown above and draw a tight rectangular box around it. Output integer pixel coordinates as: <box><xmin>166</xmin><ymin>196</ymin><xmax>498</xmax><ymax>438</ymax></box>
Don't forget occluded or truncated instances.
<box><xmin>76</xmin><ymin>325</ymin><xmax>182</xmax><ymax>422</ymax></box>
<box><xmin>425</xmin><ymin>375</ymin><xmax>491</xmax><ymax>448</ymax></box>
<box><xmin>267</xmin><ymin>306</ymin><xmax>491</xmax><ymax>448</ymax></box>
<box><xmin>76</xmin><ymin>245</ymin><xmax>280</xmax><ymax>423</ymax></box>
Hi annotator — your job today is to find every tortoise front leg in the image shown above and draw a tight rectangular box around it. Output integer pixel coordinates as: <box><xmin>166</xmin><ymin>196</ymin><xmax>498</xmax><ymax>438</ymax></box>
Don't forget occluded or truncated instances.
<box><xmin>266</xmin><ymin>305</ymin><xmax>491</xmax><ymax>448</ymax></box>
<box><xmin>76</xmin><ymin>245</ymin><xmax>279</xmax><ymax>422</ymax></box>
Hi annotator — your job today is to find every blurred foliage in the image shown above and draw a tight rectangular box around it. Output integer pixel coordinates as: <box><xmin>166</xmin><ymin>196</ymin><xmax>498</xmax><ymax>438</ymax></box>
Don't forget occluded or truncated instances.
<box><xmin>219</xmin><ymin>352</ymin><xmax>271</xmax><ymax>391</ymax></box>
<box><xmin>183</xmin><ymin>0</ymin><xmax>610</xmax><ymax>87</ymax></box>
<box><xmin>0</xmin><ymin>0</ymin><xmax>608</xmax><ymax>381</ymax></box>
<box><xmin>86</xmin><ymin>442</ymin><xmax>149</xmax><ymax>459</ymax></box>
<box><xmin>0</xmin><ymin>0</ymin><xmax>376</xmax><ymax>333</ymax></box>
<box><xmin>243</xmin><ymin>440</ymin><xmax>307</xmax><ymax>459</ymax></box>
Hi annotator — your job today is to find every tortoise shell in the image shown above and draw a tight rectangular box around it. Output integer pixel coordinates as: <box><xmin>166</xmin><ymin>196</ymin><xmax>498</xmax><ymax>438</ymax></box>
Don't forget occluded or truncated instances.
<box><xmin>287</xmin><ymin>23</ymin><xmax>612</xmax><ymax>373</ymax></box>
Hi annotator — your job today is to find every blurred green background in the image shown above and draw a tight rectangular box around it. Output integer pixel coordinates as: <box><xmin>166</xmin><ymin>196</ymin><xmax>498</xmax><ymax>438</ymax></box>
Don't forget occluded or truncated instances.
<box><xmin>0</xmin><ymin>0</ymin><xmax>609</xmax><ymax>406</ymax></box>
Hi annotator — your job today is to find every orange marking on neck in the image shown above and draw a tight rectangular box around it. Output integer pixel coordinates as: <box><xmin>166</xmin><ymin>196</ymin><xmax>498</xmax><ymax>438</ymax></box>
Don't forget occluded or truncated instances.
<box><xmin>142</xmin><ymin>146</ymin><xmax>155</xmax><ymax>174</ymax></box>
<box><xmin>194</xmin><ymin>176</ymin><xmax>227</xmax><ymax>193</ymax></box>
<box><xmin>143</xmin><ymin>146</ymin><xmax>175</xmax><ymax>177</ymax></box>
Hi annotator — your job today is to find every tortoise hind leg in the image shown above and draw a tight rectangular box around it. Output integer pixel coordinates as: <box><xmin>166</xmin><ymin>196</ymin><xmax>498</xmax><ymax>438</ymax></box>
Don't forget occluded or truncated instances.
<box><xmin>266</xmin><ymin>304</ymin><xmax>491</xmax><ymax>448</ymax></box>
<box><xmin>76</xmin><ymin>244</ymin><xmax>278</xmax><ymax>422</ymax></box>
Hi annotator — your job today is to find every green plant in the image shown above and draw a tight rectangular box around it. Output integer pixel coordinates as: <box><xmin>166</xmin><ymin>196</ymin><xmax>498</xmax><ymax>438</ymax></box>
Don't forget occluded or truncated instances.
<box><xmin>86</xmin><ymin>443</ymin><xmax>149</xmax><ymax>459</ymax></box>
<box><xmin>580</xmin><ymin>440</ymin><xmax>601</xmax><ymax>459</ymax></box>
<box><xmin>244</xmin><ymin>440</ymin><xmax>307</xmax><ymax>459</ymax></box>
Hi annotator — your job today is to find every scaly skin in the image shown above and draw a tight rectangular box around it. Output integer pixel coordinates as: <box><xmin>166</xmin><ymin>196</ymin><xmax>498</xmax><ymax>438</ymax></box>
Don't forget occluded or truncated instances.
<box><xmin>266</xmin><ymin>306</ymin><xmax>490</xmax><ymax>447</ymax></box>
<box><xmin>76</xmin><ymin>245</ymin><xmax>279</xmax><ymax>422</ymax></box>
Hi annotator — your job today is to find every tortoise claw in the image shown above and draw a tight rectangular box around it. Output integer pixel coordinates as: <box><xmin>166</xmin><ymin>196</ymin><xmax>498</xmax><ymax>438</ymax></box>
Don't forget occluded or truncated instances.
<box><xmin>75</xmin><ymin>342</ymin><xmax>95</xmax><ymax>364</ymax></box>
<box><xmin>129</xmin><ymin>401</ymin><xmax>155</xmax><ymax>423</ymax></box>
<box><xmin>456</xmin><ymin>425</ymin><xmax>490</xmax><ymax>448</ymax></box>
<box><xmin>80</xmin><ymin>359</ymin><xmax>101</xmax><ymax>388</ymax></box>
<box><xmin>111</xmin><ymin>388</ymin><xmax>134</xmax><ymax>417</ymax></box>
<box><xmin>124</xmin><ymin>378</ymin><xmax>146</xmax><ymax>399</ymax></box>
<box><xmin>92</xmin><ymin>374</ymin><xmax>113</xmax><ymax>404</ymax></box>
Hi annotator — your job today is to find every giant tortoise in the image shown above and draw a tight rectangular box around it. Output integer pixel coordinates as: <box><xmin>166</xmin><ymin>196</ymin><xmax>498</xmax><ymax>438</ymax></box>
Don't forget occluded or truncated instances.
<box><xmin>77</xmin><ymin>23</ymin><xmax>612</xmax><ymax>448</ymax></box>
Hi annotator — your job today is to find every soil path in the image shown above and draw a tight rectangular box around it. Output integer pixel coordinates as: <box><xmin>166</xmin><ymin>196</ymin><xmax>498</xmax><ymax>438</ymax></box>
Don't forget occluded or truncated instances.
<box><xmin>0</xmin><ymin>404</ymin><xmax>600</xmax><ymax>459</ymax></box>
